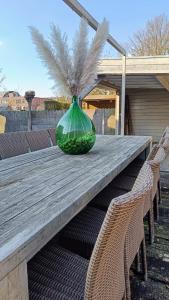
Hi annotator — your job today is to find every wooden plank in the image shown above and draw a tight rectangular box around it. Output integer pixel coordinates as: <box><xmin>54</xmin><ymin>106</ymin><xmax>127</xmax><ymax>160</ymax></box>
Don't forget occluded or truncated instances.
<box><xmin>127</xmin><ymin>89</ymin><xmax>169</xmax><ymax>141</ymax></box>
<box><xmin>0</xmin><ymin>276</ymin><xmax>8</xmax><ymax>300</ymax></box>
<box><xmin>0</xmin><ymin>146</ymin><xmax>60</xmax><ymax>172</ymax></box>
<box><xmin>0</xmin><ymin>261</ymin><xmax>28</xmax><ymax>300</ymax></box>
<box><xmin>103</xmin><ymin>74</ymin><xmax>163</xmax><ymax>89</ymax></box>
<box><xmin>115</xmin><ymin>94</ymin><xmax>120</xmax><ymax>134</ymax></box>
<box><xmin>0</xmin><ymin>140</ymin><xmax>118</xmax><ymax>222</ymax></box>
<box><xmin>121</xmin><ymin>55</ymin><xmax>126</xmax><ymax>135</ymax></box>
<box><xmin>0</xmin><ymin>136</ymin><xmax>151</xmax><ymax>281</ymax></box>
<box><xmin>98</xmin><ymin>56</ymin><xmax>169</xmax><ymax>74</ymax></box>
<box><xmin>156</xmin><ymin>75</ymin><xmax>169</xmax><ymax>91</ymax></box>
<box><xmin>0</xmin><ymin>137</ymin><xmax>127</xmax><ymax>221</ymax></box>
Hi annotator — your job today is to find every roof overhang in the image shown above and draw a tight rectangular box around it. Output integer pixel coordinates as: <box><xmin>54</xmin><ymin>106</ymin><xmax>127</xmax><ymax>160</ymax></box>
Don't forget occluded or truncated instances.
<box><xmin>98</xmin><ymin>56</ymin><xmax>169</xmax><ymax>91</ymax></box>
<box><xmin>84</xmin><ymin>94</ymin><xmax>116</xmax><ymax>101</ymax></box>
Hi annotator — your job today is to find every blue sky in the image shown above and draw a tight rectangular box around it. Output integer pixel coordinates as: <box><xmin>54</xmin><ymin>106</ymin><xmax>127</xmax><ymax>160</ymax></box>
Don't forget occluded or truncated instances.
<box><xmin>1</xmin><ymin>0</ymin><xmax>169</xmax><ymax>97</ymax></box>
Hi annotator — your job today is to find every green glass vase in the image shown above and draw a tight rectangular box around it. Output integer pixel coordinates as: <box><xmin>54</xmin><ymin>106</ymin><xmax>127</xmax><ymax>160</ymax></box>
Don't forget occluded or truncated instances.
<box><xmin>56</xmin><ymin>96</ymin><xmax>96</xmax><ymax>154</ymax></box>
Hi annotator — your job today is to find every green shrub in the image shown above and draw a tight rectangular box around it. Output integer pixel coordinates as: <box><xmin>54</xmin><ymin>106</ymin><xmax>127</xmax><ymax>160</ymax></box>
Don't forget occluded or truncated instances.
<box><xmin>45</xmin><ymin>100</ymin><xmax>70</xmax><ymax>110</ymax></box>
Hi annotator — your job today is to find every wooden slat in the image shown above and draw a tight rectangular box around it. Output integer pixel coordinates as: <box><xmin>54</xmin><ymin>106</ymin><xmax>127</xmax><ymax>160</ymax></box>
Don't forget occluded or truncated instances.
<box><xmin>0</xmin><ymin>135</ymin><xmax>151</xmax><ymax>281</ymax></box>
<box><xmin>127</xmin><ymin>89</ymin><xmax>169</xmax><ymax>141</ymax></box>
<box><xmin>0</xmin><ymin>146</ymin><xmax>60</xmax><ymax>172</ymax></box>
<box><xmin>103</xmin><ymin>75</ymin><xmax>163</xmax><ymax>89</ymax></box>
<box><xmin>156</xmin><ymin>75</ymin><xmax>169</xmax><ymax>91</ymax></box>
<box><xmin>98</xmin><ymin>56</ymin><xmax>169</xmax><ymax>74</ymax></box>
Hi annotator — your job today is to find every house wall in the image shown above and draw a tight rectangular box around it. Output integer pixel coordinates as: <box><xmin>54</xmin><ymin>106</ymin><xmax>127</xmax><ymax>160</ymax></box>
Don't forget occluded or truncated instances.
<box><xmin>128</xmin><ymin>89</ymin><xmax>169</xmax><ymax>142</ymax></box>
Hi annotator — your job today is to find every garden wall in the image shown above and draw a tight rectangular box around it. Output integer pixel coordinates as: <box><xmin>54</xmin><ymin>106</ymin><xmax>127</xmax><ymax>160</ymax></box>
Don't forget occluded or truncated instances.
<box><xmin>1</xmin><ymin>108</ymin><xmax>115</xmax><ymax>135</ymax></box>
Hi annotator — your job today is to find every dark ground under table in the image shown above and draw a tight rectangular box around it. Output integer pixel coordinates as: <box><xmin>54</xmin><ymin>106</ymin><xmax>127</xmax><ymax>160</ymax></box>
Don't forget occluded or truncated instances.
<box><xmin>131</xmin><ymin>172</ymin><xmax>169</xmax><ymax>300</ymax></box>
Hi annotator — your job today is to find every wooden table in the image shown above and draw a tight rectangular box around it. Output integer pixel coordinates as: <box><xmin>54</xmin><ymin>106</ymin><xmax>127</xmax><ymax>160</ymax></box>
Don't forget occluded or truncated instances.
<box><xmin>0</xmin><ymin>135</ymin><xmax>151</xmax><ymax>299</ymax></box>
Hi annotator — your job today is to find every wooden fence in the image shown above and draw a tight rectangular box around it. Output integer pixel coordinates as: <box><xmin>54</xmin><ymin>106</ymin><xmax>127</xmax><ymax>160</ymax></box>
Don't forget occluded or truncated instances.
<box><xmin>1</xmin><ymin>109</ymin><xmax>115</xmax><ymax>135</ymax></box>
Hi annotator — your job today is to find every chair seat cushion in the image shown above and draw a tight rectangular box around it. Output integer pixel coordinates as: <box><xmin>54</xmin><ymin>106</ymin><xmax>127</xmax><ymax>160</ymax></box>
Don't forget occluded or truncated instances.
<box><xmin>90</xmin><ymin>185</ymin><xmax>126</xmax><ymax>211</ymax></box>
<box><xmin>59</xmin><ymin>206</ymin><xmax>106</xmax><ymax>259</ymax></box>
<box><xmin>122</xmin><ymin>162</ymin><xmax>143</xmax><ymax>178</ymax></box>
<box><xmin>90</xmin><ymin>161</ymin><xmax>143</xmax><ymax>211</ymax></box>
<box><xmin>112</xmin><ymin>174</ymin><xmax>136</xmax><ymax>191</ymax></box>
<box><xmin>28</xmin><ymin>245</ymin><xmax>88</xmax><ymax>300</ymax></box>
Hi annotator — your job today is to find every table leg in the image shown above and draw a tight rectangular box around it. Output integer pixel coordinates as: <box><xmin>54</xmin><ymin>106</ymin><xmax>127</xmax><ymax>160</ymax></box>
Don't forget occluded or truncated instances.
<box><xmin>0</xmin><ymin>260</ymin><xmax>29</xmax><ymax>300</ymax></box>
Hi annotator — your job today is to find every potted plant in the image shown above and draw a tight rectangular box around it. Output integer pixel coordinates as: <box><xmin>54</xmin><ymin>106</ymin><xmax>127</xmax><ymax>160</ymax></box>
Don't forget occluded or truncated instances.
<box><xmin>30</xmin><ymin>18</ymin><xmax>108</xmax><ymax>154</ymax></box>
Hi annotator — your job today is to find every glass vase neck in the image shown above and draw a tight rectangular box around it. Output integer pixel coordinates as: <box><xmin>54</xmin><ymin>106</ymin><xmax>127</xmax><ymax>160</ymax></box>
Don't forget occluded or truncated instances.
<box><xmin>72</xmin><ymin>95</ymin><xmax>79</xmax><ymax>103</ymax></box>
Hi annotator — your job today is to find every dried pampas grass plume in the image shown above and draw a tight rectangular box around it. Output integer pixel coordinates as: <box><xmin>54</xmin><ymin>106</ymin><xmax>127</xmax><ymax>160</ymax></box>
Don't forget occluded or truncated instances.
<box><xmin>30</xmin><ymin>18</ymin><xmax>109</xmax><ymax>97</ymax></box>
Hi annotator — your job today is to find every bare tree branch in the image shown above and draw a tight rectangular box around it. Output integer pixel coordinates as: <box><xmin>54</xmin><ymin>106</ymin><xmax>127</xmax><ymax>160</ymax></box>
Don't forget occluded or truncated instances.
<box><xmin>128</xmin><ymin>14</ymin><xmax>169</xmax><ymax>56</ymax></box>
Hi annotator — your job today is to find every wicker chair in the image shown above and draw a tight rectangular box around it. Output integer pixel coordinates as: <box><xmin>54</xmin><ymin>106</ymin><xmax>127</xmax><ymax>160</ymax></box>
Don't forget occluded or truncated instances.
<box><xmin>112</xmin><ymin>145</ymin><xmax>158</xmax><ymax>192</ymax></box>
<box><xmin>148</xmin><ymin>144</ymin><xmax>169</xmax><ymax>218</ymax></box>
<box><xmin>125</xmin><ymin>162</ymin><xmax>153</xmax><ymax>299</ymax></box>
<box><xmin>59</xmin><ymin>162</ymin><xmax>153</xmax><ymax>299</ymax></box>
<box><xmin>159</xmin><ymin>126</ymin><xmax>169</xmax><ymax>145</ymax></box>
<box><xmin>124</xmin><ymin>144</ymin><xmax>164</xmax><ymax>245</ymax></box>
<box><xmin>89</xmin><ymin>158</ymin><xmax>144</xmax><ymax>211</ymax></box>
<box><xmin>25</xmin><ymin>130</ymin><xmax>51</xmax><ymax>152</ymax></box>
<box><xmin>85</xmin><ymin>190</ymin><xmax>148</xmax><ymax>300</ymax></box>
<box><xmin>90</xmin><ymin>183</ymin><xmax>126</xmax><ymax>211</ymax></box>
<box><xmin>47</xmin><ymin>128</ymin><xmax>56</xmax><ymax>146</ymax></box>
<box><xmin>90</xmin><ymin>144</ymin><xmax>161</xmax><ymax>245</ymax></box>
<box><xmin>28</xmin><ymin>186</ymin><xmax>147</xmax><ymax>300</ymax></box>
<box><xmin>0</xmin><ymin>131</ymin><xmax>30</xmax><ymax>159</ymax></box>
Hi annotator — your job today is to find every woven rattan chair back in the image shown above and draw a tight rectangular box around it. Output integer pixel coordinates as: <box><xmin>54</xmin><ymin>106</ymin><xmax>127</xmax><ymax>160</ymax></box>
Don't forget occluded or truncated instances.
<box><xmin>148</xmin><ymin>146</ymin><xmax>167</xmax><ymax>194</ymax></box>
<box><xmin>154</xmin><ymin>146</ymin><xmax>168</xmax><ymax>162</ymax></box>
<box><xmin>85</xmin><ymin>188</ymin><xmax>149</xmax><ymax>300</ymax></box>
<box><xmin>124</xmin><ymin>162</ymin><xmax>153</xmax><ymax>298</ymax></box>
<box><xmin>25</xmin><ymin>130</ymin><xmax>51</xmax><ymax>151</ymax></box>
<box><xmin>132</xmin><ymin>160</ymin><xmax>153</xmax><ymax>215</ymax></box>
<box><xmin>47</xmin><ymin>128</ymin><xmax>56</xmax><ymax>146</ymax></box>
<box><xmin>159</xmin><ymin>127</ymin><xmax>169</xmax><ymax>145</ymax></box>
<box><xmin>0</xmin><ymin>131</ymin><xmax>30</xmax><ymax>159</ymax></box>
<box><xmin>161</xmin><ymin>138</ymin><xmax>169</xmax><ymax>152</ymax></box>
<box><xmin>147</xmin><ymin>144</ymin><xmax>159</xmax><ymax>161</ymax></box>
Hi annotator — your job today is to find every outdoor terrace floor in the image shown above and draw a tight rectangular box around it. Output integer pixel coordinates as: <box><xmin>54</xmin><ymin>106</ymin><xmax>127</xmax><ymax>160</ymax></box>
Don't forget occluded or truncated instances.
<box><xmin>131</xmin><ymin>172</ymin><xmax>169</xmax><ymax>299</ymax></box>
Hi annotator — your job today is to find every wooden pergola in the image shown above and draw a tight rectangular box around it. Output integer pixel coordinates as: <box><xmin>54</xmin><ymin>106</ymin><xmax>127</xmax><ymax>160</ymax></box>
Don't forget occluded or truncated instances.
<box><xmin>62</xmin><ymin>0</ymin><xmax>126</xmax><ymax>135</ymax></box>
<box><xmin>98</xmin><ymin>56</ymin><xmax>169</xmax><ymax>90</ymax></box>
<box><xmin>98</xmin><ymin>56</ymin><xmax>169</xmax><ymax>141</ymax></box>
<box><xmin>84</xmin><ymin>94</ymin><xmax>116</xmax><ymax>109</ymax></box>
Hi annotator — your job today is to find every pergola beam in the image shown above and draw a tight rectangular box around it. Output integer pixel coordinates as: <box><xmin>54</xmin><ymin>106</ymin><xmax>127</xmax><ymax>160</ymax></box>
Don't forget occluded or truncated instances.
<box><xmin>156</xmin><ymin>75</ymin><xmax>169</xmax><ymax>92</ymax></box>
<box><xmin>62</xmin><ymin>0</ymin><xmax>126</xmax><ymax>56</ymax></box>
<box><xmin>121</xmin><ymin>55</ymin><xmax>126</xmax><ymax>135</ymax></box>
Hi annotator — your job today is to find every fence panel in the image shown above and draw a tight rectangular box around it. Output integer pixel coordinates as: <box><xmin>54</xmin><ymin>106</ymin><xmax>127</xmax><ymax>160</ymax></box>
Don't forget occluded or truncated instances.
<box><xmin>0</xmin><ymin>109</ymin><xmax>115</xmax><ymax>134</ymax></box>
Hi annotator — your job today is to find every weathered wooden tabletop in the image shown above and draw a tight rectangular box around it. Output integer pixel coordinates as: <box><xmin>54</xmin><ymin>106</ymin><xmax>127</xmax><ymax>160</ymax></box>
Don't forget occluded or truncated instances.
<box><xmin>0</xmin><ymin>135</ymin><xmax>151</xmax><ymax>281</ymax></box>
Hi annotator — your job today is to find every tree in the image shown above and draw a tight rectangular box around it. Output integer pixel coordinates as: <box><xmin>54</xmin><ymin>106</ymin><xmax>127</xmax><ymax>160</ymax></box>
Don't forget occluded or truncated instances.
<box><xmin>128</xmin><ymin>14</ymin><xmax>169</xmax><ymax>56</ymax></box>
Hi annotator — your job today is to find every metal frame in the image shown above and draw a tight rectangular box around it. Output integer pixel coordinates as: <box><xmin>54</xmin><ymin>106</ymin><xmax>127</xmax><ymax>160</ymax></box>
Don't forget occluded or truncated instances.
<box><xmin>121</xmin><ymin>55</ymin><xmax>126</xmax><ymax>135</ymax></box>
<box><xmin>62</xmin><ymin>0</ymin><xmax>126</xmax><ymax>135</ymax></box>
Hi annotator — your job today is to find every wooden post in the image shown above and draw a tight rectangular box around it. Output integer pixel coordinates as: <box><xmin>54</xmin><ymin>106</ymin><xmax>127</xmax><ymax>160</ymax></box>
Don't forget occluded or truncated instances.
<box><xmin>102</xmin><ymin>109</ymin><xmax>105</xmax><ymax>135</ymax></box>
<box><xmin>121</xmin><ymin>55</ymin><xmax>126</xmax><ymax>135</ymax></box>
<box><xmin>24</xmin><ymin>91</ymin><xmax>35</xmax><ymax>132</ymax></box>
<box><xmin>0</xmin><ymin>261</ymin><xmax>29</xmax><ymax>300</ymax></box>
<box><xmin>115</xmin><ymin>93</ymin><xmax>120</xmax><ymax>134</ymax></box>
<box><xmin>28</xmin><ymin>101</ymin><xmax>32</xmax><ymax>132</ymax></box>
